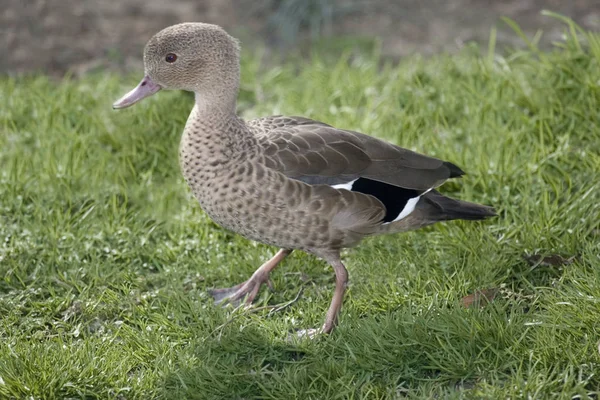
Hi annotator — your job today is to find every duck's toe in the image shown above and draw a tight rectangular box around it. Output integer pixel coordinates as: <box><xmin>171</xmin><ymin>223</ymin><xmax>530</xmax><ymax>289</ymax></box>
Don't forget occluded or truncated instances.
<box><xmin>208</xmin><ymin>282</ymin><xmax>246</xmax><ymax>304</ymax></box>
<box><xmin>209</xmin><ymin>249</ymin><xmax>290</xmax><ymax>306</ymax></box>
<box><xmin>209</xmin><ymin>275</ymin><xmax>271</xmax><ymax>306</ymax></box>
<box><xmin>288</xmin><ymin>327</ymin><xmax>324</xmax><ymax>341</ymax></box>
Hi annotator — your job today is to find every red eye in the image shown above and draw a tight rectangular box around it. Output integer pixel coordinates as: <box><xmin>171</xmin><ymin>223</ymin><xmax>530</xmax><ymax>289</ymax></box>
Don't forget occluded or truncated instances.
<box><xmin>165</xmin><ymin>53</ymin><xmax>177</xmax><ymax>63</ymax></box>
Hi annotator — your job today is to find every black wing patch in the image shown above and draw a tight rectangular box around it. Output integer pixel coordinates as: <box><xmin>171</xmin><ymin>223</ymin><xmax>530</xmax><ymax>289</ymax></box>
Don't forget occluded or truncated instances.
<box><xmin>351</xmin><ymin>178</ymin><xmax>421</xmax><ymax>222</ymax></box>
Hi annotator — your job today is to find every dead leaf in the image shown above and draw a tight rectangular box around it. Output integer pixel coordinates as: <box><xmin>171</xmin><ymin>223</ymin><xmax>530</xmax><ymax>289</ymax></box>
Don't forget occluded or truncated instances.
<box><xmin>461</xmin><ymin>288</ymin><xmax>499</xmax><ymax>308</ymax></box>
<box><xmin>523</xmin><ymin>253</ymin><xmax>577</xmax><ymax>267</ymax></box>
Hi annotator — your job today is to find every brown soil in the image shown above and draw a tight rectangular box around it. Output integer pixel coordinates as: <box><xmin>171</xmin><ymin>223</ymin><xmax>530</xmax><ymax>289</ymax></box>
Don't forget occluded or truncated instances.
<box><xmin>2</xmin><ymin>0</ymin><xmax>599</xmax><ymax>75</ymax></box>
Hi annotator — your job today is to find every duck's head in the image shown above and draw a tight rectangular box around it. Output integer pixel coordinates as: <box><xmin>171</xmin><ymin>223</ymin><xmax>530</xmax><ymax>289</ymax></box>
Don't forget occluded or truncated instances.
<box><xmin>113</xmin><ymin>23</ymin><xmax>241</xmax><ymax>109</ymax></box>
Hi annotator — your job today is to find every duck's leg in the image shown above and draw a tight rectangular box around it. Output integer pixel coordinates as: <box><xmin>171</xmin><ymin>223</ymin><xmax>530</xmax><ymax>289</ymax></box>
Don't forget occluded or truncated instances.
<box><xmin>295</xmin><ymin>252</ymin><xmax>348</xmax><ymax>338</ymax></box>
<box><xmin>321</xmin><ymin>257</ymin><xmax>348</xmax><ymax>333</ymax></box>
<box><xmin>209</xmin><ymin>249</ymin><xmax>292</xmax><ymax>305</ymax></box>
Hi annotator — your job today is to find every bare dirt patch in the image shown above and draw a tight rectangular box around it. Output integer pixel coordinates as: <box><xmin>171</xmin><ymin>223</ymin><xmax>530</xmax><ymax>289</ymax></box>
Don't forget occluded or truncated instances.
<box><xmin>2</xmin><ymin>0</ymin><xmax>599</xmax><ymax>75</ymax></box>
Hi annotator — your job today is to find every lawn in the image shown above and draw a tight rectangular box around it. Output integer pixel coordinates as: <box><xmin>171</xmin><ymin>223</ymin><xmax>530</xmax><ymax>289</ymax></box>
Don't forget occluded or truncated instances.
<box><xmin>1</xmin><ymin>18</ymin><xmax>600</xmax><ymax>399</ymax></box>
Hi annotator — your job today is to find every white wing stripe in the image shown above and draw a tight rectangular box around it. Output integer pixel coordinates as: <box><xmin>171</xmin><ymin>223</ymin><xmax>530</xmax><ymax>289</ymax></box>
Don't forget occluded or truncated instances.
<box><xmin>384</xmin><ymin>188</ymin><xmax>433</xmax><ymax>224</ymax></box>
<box><xmin>391</xmin><ymin>196</ymin><xmax>420</xmax><ymax>222</ymax></box>
<box><xmin>331</xmin><ymin>179</ymin><xmax>357</xmax><ymax>191</ymax></box>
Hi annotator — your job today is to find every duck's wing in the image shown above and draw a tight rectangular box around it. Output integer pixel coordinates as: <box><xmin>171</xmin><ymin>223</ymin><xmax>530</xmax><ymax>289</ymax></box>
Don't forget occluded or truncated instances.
<box><xmin>248</xmin><ymin>115</ymin><xmax>463</xmax><ymax>191</ymax></box>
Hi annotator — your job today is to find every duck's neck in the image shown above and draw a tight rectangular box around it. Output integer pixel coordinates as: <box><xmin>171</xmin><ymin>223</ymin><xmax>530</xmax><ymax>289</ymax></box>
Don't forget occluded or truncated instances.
<box><xmin>180</xmin><ymin>93</ymin><xmax>256</xmax><ymax>173</ymax></box>
<box><xmin>194</xmin><ymin>91</ymin><xmax>237</xmax><ymax>117</ymax></box>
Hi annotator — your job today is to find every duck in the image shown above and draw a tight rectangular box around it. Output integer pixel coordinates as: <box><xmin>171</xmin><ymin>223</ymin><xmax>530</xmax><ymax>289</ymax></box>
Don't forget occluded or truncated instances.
<box><xmin>113</xmin><ymin>22</ymin><xmax>496</xmax><ymax>337</ymax></box>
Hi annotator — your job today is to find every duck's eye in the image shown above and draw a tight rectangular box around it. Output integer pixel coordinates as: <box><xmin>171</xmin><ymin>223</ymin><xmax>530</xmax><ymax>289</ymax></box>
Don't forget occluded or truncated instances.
<box><xmin>165</xmin><ymin>53</ymin><xmax>177</xmax><ymax>63</ymax></box>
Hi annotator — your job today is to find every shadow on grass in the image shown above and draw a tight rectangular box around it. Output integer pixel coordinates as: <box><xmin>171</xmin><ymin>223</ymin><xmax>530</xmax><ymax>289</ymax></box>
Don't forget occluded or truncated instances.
<box><xmin>159</xmin><ymin>298</ymin><xmax>526</xmax><ymax>399</ymax></box>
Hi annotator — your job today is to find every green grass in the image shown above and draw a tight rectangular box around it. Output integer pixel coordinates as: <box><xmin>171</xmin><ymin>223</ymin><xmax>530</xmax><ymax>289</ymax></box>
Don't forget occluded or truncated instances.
<box><xmin>1</xmin><ymin>21</ymin><xmax>600</xmax><ymax>399</ymax></box>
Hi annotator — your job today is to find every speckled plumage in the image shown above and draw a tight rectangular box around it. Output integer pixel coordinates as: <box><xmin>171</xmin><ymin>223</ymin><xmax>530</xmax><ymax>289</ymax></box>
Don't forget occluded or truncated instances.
<box><xmin>114</xmin><ymin>23</ymin><xmax>496</xmax><ymax>336</ymax></box>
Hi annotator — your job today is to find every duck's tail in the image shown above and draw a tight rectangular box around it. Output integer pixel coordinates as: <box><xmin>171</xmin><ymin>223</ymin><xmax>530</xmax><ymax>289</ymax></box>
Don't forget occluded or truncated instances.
<box><xmin>376</xmin><ymin>189</ymin><xmax>496</xmax><ymax>234</ymax></box>
<box><xmin>422</xmin><ymin>190</ymin><xmax>497</xmax><ymax>221</ymax></box>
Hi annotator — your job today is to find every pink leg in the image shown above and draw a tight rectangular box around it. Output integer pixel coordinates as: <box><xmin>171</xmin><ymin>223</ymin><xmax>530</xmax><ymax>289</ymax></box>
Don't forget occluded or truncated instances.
<box><xmin>209</xmin><ymin>249</ymin><xmax>292</xmax><ymax>305</ymax></box>
<box><xmin>294</xmin><ymin>253</ymin><xmax>348</xmax><ymax>338</ymax></box>
<box><xmin>321</xmin><ymin>258</ymin><xmax>348</xmax><ymax>333</ymax></box>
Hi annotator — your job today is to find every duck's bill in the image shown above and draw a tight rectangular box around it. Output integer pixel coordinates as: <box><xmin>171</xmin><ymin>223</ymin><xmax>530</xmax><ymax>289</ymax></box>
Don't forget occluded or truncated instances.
<box><xmin>112</xmin><ymin>76</ymin><xmax>162</xmax><ymax>109</ymax></box>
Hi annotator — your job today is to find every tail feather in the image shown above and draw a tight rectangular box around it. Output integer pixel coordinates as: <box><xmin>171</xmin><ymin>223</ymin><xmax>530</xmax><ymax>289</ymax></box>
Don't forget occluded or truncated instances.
<box><xmin>422</xmin><ymin>190</ymin><xmax>496</xmax><ymax>221</ymax></box>
<box><xmin>373</xmin><ymin>189</ymin><xmax>496</xmax><ymax>235</ymax></box>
